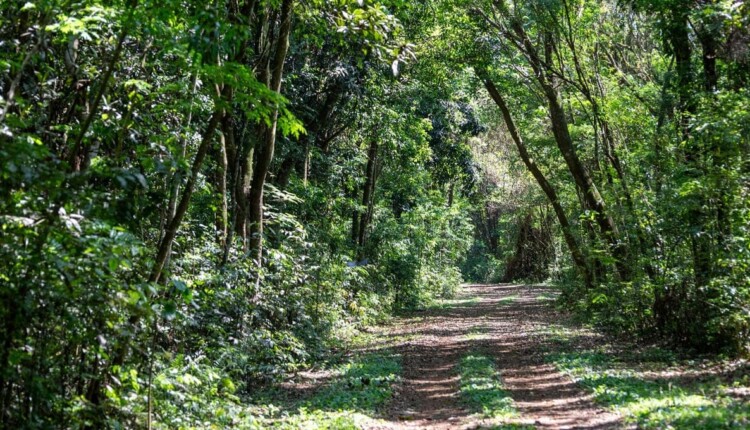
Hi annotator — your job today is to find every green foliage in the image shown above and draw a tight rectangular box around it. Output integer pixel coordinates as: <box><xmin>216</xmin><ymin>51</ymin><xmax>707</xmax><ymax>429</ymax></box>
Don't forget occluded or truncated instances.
<box><xmin>100</xmin><ymin>349</ymin><xmax>401</xmax><ymax>429</ymax></box>
<box><xmin>304</xmin><ymin>353</ymin><xmax>401</xmax><ymax>414</ymax></box>
<box><xmin>428</xmin><ymin>290</ymin><xmax>481</xmax><ymax>311</ymax></box>
<box><xmin>497</xmin><ymin>295</ymin><xmax>519</xmax><ymax>305</ymax></box>
<box><xmin>444</xmin><ymin>0</ymin><xmax>750</xmax><ymax>353</ymax></box>
<box><xmin>462</xmin><ymin>240</ymin><xmax>506</xmax><ymax>283</ymax></box>
<box><xmin>244</xmin><ymin>348</ymin><xmax>401</xmax><ymax>429</ymax></box>
<box><xmin>262</xmin><ymin>409</ymin><xmax>377</xmax><ymax>429</ymax></box>
<box><xmin>106</xmin><ymin>358</ymin><xmax>252</xmax><ymax>429</ymax></box>
<box><xmin>374</xmin><ymin>202</ymin><xmax>472</xmax><ymax>310</ymax></box>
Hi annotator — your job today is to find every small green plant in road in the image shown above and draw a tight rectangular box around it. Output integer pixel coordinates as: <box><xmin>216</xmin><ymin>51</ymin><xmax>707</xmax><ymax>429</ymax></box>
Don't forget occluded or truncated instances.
<box><xmin>467</xmin><ymin>324</ymin><xmax>491</xmax><ymax>341</ymax></box>
<box><xmin>535</xmin><ymin>292</ymin><xmax>556</xmax><ymax>301</ymax></box>
<box><xmin>458</xmin><ymin>354</ymin><xmax>517</xmax><ymax>419</ymax></box>
<box><xmin>549</xmin><ymin>350</ymin><xmax>750</xmax><ymax>429</ymax></box>
<box><xmin>429</xmin><ymin>295</ymin><xmax>481</xmax><ymax>310</ymax></box>
<box><xmin>537</xmin><ymin>324</ymin><xmax>579</xmax><ymax>348</ymax></box>
<box><xmin>498</xmin><ymin>295</ymin><xmax>519</xmax><ymax>305</ymax></box>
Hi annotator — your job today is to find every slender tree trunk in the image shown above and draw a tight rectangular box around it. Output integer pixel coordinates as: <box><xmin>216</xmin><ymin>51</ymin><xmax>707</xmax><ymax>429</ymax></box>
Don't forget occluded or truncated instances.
<box><xmin>357</xmin><ymin>139</ymin><xmax>379</xmax><ymax>255</ymax></box>
<box><xmin>700</xmin><ymin>32</ymin><xmax>718</xmax><ymax>93</ymax></box>
<box><xmin>150</xmin><ymin>106</ymin><xmax>223</xmax><ymax>283</ymax></box>
<box><xmin>670</xmin><ymin>8</ymin><xmax>713</xmax><ymax>286</ymax></box>
<box><xmin>236</xmin><ymin>139</ymin><xmax>255</xmax><ymax>244</ymax></box>
<box><xmin>217</xmin><ymin>130</ymin><xmax>229</xmax><ymax>248</ymax></box>
<box><xmin>483</xmin><ymin>78</ymin><xmax>593</xmax><ymax>288</ymax></box>
<box><xmin>351</xmin><ymin>210</ymin><xmax>360</xmax><ymax>245</ymax></box>
<box><xmin>669</xmin><ymin>9</ymin><xmax>695</xmax><ymax>137</ymax></box>
<box><xmin>508</xmin><ymin>23</ymin><xmax>629</xmax><ymax>280</ymax></box>
<box><xmin>222</xmin><ymin>113</ymin><xmax>242</xmax><ymax>263</ymax></box>
<box><xmin>598</xmin><ymin>111</ymin><xmax>657</xmax><ymax>279</ymax></box>
<box><xmin>247</xmin><ymin>0</ymin><xmax>294</xmax><ymax>262</ymax></box>
<box><xmin>697</xmin><ymin>20</ymin><xmax>730</xmax><ymax>247</ymax></box>
<box><xmin>303</xmin><ymin>139</ymin><xmax>310</xmax><ymax>186</ymax></box>
<box><xmin>69</xmin><ymin>6</ymin><xmax>135</xmax><ymax>171</ymax></box>
<box><xmin>159</xmin><ymin>72</ymin><xmax>199</xmax><ymax>257</ymax></box>
<box><xmin>547</xmin><ymin>85</ymin><xmax>629</xmax><ymax>278</ymax></box>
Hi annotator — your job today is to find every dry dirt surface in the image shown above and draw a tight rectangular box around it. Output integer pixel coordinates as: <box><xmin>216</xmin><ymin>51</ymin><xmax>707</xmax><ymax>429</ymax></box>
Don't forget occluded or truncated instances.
<box><xmin>368</xmin><ymin>284</ymin><xmax>626</xmax><ymax>430</ymax></box>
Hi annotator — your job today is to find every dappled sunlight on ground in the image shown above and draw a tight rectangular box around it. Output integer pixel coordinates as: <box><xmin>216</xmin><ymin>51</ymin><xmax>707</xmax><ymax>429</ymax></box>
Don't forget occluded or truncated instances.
<box><xmin>368</xmin><ymin>284</ymin><xmax>625</xmax><ymax>430</ymax></box>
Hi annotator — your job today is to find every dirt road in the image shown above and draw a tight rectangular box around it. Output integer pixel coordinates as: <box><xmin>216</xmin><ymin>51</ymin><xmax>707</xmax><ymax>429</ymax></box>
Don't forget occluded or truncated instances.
<box><xmin>371</xmin><ymin>284</ymin><xmax>624</xmax><ymax>430</ymax></box>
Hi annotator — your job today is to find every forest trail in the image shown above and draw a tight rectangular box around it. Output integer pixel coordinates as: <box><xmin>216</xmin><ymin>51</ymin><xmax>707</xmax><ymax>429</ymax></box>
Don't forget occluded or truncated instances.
<box><xmin>370</xmin><ymin>284</ymin><xmax>624</xmax><ymax>430</ymax></box>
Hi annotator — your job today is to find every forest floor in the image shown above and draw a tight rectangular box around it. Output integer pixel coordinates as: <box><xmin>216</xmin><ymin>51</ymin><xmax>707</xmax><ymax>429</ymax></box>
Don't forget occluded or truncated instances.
<box><xmin>258</xmin><ymin>284</ymin><xmax>750</xmax><ymax>429</ymax></box>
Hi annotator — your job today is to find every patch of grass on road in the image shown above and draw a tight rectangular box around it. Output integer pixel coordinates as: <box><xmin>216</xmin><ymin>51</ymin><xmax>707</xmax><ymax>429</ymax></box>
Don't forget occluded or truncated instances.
<box><xmin>548</xmin><ymin>349</ymin><xmax>750</xmax><ymax>429</ymax></box>
<box><xmin>535</xmin><ymin>292</ymin><xmax>556</xmax><ymax>301</ymax></box>
<box><xmin>429</xmin><ymin>295</ymin><xmax>480</xmax><ymax>310</ymax></box>
<box><xmin>537</xmin><ymin>324</ymin><xmax>580</xmax><ymax>348</ymax></box>
<box><xmin>458</xmin><ymin>354</ymin><xmax>517</xmax><ymax>419</ymax></box>
<box><xmin>497</xmin><ymin>295</ymin><xmax>519</xmax><ymax>305</ymax></box>
<box><xmin>258</xmin><ymin>408</ymin><xmax>379</xmax><ymax>429</ymax></box>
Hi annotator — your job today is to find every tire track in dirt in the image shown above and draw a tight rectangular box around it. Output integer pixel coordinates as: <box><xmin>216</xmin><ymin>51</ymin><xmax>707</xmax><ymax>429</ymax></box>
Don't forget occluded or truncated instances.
<box><xmin>369</xmin><ymin>284</ymin><xmax>625</xmax><ymax>430</ymax></box>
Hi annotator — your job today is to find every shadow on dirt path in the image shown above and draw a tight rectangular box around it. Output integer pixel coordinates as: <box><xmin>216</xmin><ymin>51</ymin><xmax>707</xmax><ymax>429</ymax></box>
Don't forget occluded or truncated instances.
<box><xmin>369</xmin><ymin>284</ymin><xmax>626</xmax><ymax>430</ymax></box>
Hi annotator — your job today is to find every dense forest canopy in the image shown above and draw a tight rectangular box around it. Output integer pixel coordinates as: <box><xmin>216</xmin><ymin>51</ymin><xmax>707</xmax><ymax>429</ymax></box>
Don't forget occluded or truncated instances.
<box><xmin>0</xmin><ymin>0</ymin><xmax>748</xmax><ymax>427</ymax></box>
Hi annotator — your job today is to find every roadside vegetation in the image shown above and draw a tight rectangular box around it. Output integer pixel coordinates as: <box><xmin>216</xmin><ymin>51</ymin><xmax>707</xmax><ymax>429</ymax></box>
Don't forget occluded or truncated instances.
<box><xmin>253</xmin><ymin>351</ymin><xmax>401</xmax><ymax>429</ymax></box>
<box><xmin>542</xmin><ymin>322</ymin><xmax>750</xmax><ymax>429</ymax></box>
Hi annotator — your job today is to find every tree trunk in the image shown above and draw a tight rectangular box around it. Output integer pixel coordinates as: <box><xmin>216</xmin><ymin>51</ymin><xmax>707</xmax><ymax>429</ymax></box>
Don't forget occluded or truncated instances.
<box><xmin>236</xmin><ymin>138</ymin><xmax>255</xmax><ymax>244</ymax></box>
<box><xmin>222</xmin><ymin>113</ymin><xmax>242</xmax><ymax>263</ymax></box>
<box><xmin>508</xmin><ymin>23</ymin><xmax>629</xmax><ymax>280</ymax></box>
<box><xmin>247</xmin><ymin>0</ymin><xmax>294</xmax><ymax>262</ymax></box>
<box><xmin>68</xmin><ymin>10</ymin><xmax>132</xmax><ymax>171</ymax></box>
<box><xmin>216</xmin><ymin>130</ymin><xmax>229</xmax><ymax>249</ymax></box>
<box><xmin>275</xmin><ymin>155</ymin><xmax>297</xmax><ymax>188</ymax></box>
<box><xmin>668</xmin><ymin>9</ymin><xmax>695</xmax><ymax>137</ymax></box>
<box><xmin>697</xmin><ymin>19</ymin><xmax>730</xmax><ymax>248</ymax></box>
<box><xmin>700</xmin><ymin>31</ymin><xmax>718</xmax><ymax>93</ymax></box>
<box><xmin>357</xmin><ymin>139</ymin><xmax>379</xmax><ymax>255</ymax></box>
<box><xmin>669</xmin><ymin>8</ymin><xmax>712</xmax><ymax>286</ymax></box>
<box><xmin>150</xmin><ymin>106</ymin><xmax>223</xmax><ymax>283</ymax></box>
<box><xmin>483</xmin><ymin>78</ymin><xmax>593</xmax><ymax>288</ymax></box>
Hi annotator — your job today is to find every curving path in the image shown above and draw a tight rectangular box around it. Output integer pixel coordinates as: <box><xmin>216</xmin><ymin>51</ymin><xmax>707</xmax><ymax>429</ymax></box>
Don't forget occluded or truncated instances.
<box><xmin>369</xmin><ymin>284</ymin><xmax>626</xmax><ymax>430</ymax></box>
